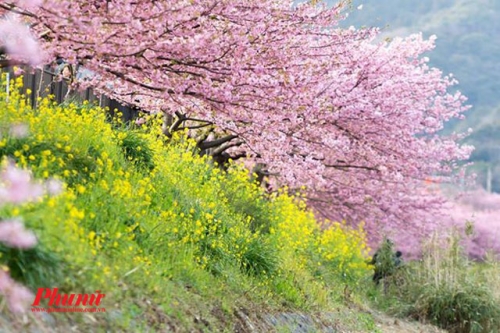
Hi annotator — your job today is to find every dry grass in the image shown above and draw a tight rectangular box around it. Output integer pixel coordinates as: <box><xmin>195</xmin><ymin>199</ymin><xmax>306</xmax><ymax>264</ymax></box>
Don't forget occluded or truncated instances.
<box><xmin>381</xmin><ymin>230</ymin><xmax>500</xmax><ymax>333</ymax></box>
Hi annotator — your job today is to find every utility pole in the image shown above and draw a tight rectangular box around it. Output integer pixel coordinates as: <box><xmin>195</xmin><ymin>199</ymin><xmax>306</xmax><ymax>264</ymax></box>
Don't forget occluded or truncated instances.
<box><xmin>486</xmin><ymin>165</ymin><xmax>492</xmax><ymax>193</ymax></box>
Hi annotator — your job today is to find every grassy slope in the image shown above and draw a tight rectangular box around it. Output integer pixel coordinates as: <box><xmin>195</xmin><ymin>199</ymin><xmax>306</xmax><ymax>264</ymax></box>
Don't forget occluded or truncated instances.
<box><xmin>0</xmin><ymin>75</ymin><xmax>389</xmax><ymax>332</ymax></box>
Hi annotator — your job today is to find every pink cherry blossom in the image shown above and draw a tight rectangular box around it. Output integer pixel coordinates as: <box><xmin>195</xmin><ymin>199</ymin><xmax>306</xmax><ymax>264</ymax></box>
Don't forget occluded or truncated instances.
<box><xmin>0</xmin><ymin>14</ymin><xmax>43</xmax><ymax>66</ymax></box>
<box><xmin>7</xmin><ymin>282</ymin><xmax>34</xmax><ymax>313</ymax></box>
<box><xmin>0</xmin><ymin>269</ymin><xmax>34</xmax><ymax>313</ymax></box>
<box><xmin>45</xmin><ymin>178</ymin><xmax>63</xmax><ymax>195</ymax></box>
<box><xmin>8</xmin><ymin>123</ymin><xmax>29</xmax><ymax>138</ymax></box>
<box><xmin>135</xmin><ymin>117</ymin><xmax>146</xmax><ymax>126</ymax></box>
<box><xmin>6</xmin><ymin>0</ymin><xmax>472</xmax><ymax>241</ymax></box>
<box><xmin>0</xmin><ymin>219</ymin><xmax>37</xmax><ymax>249</ymax></box>
<box><xmin>13</xmin><ymin>0</ymin><xmax>42</xmax><ymax>9</ymax></box>
<box><xmin>0</xmin><ymin>162</ymin><xmax>44</xmax><ymax>204</ymax></box>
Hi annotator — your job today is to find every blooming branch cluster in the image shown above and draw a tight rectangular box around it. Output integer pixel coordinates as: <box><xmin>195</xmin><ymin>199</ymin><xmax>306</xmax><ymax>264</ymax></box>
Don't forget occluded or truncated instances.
<box><xmin>0</xmin><ymin>0</ymin><xmax>44</xmax><ymax>67</ymax></box>
<box><xmin>0</xmin><ymin>0</ymin><xmax>48</xmax><ymax>314</ymax></box>
<box><xmin>0</xmin><ymin>14</ymin><xmax>42</xmax><ymax>66</ymax></box>
<box><xmin>3</xmin><ymin>1</ymin><xmax>473</xmax><ymax>237</ymax></box>
<box><xmin>0</xmin><ymin>269</ymin><xmax>33</xmax><ymax>313</ymax></box>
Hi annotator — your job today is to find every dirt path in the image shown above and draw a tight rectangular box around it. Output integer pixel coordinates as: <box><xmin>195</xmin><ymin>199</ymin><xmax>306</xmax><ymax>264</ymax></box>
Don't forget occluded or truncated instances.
<box><xmin>0</xmin><ymin>303</ymin><xmax>446</xmax><ymax>332</ymax></box>
<box><xmin>368</xmin><ymin>310</ymin><xmax>445</xmax><ymax>333</ymax></box>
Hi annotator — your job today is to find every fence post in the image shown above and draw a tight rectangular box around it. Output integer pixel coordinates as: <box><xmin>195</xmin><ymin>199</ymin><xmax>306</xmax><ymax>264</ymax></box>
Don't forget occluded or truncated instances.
<box><xmin>5</xmin><ymin>72</ymin><xmax>9</xmax><ymax>101</ymax></box>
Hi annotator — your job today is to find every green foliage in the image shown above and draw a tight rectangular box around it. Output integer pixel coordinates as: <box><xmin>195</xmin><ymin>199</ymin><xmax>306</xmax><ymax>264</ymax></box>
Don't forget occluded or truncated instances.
<box><xmin>239</xmin><ymin>237</ymin><xmax>279</xmax><ymax>276</ymax></box>
<box><xmin>367</xmin><ymin>232</ymin><xmax>500</xmax><ymax>333</ymax></box>
<box><xmin>116</xmin><ymin>129</ymin><xmax>155</xmax><ymax>171</ymax></box>
<box><xmin>414</xmin><ymin>283</ymin><xmax>499</xmax><ymax>333</ymax></box>
<box><xmin>0</xmin><ymin>244</ymin><xmax>64</xmax><ymax>290</ymax></box>
<box><xmin>0</xmin><ymin>136</ymin><xmax>99</xmax><ymax>186</ymax></box>
<box><xmin>372</xmin><ymin>239</ymin><xmax>399</xmax><ymax>279</ymax></box>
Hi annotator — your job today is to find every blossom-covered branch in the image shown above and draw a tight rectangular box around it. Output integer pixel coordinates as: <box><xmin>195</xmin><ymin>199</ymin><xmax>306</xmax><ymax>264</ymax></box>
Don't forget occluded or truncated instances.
<box><xmin>3</xmin><ymin>1</ymin><xmax>473</xmax><ymax>237</ymax></box>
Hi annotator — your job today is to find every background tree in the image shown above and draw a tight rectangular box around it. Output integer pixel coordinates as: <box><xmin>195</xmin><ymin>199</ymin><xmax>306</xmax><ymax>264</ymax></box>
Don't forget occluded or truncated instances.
<box><xmin>342</xmin><ymin>0</ymin><xmax>500</xmax><ymax>194</ymax></box>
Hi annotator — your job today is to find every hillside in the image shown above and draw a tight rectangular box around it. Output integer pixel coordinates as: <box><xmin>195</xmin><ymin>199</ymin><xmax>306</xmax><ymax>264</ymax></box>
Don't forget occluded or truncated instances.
<box><xmin>0</xmin><ymin>75</ymin><xmax>462</xmax><ymax>332</ymax></box>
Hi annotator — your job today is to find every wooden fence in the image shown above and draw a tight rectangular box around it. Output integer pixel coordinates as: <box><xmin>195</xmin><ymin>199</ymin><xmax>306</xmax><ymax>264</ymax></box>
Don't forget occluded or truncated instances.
<box><xmin>2</xmin><ymin>66</ymin><xmax>139</xmax><ymax>122</ymax></box>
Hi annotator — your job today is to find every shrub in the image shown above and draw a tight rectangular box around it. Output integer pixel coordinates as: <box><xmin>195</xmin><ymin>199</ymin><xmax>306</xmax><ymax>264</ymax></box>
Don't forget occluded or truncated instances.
<box><xmin>0</xmin><ymin>243</ymin><xmax>64</xmax><ymax>290</ymax></box>
<box><xmin>116</xmin><ymin>129</ymin><xmax>155</xmax><ymax>171</ymax></box>
<box><xmin>239</xmin><ymin>237</ymin><xmax>279</xmax><ymax>276</ymax></box>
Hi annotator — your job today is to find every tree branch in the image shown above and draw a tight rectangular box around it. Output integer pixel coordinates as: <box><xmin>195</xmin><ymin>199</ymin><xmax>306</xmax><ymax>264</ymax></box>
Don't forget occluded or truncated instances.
<box><xmin>325</xmin><ymin>164</ymin><xmax>379</xmax><ymax>172</ymax></box>
<box><xmin>198</xmin><ymin>134</ymin><xmax>238</xmax><ymax>150</ymax></box>
<box><xmin>212</xmin><ymin>140</ymin><xmax>244</xmax><ymax>155</ymax></box>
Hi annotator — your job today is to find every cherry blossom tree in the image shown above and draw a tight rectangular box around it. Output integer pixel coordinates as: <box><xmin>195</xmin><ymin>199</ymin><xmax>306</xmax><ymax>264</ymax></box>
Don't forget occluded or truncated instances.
<box><xmin>1</xmin><ymin>0</ymin><xmax>473</xmax><ymax>242</ymax></box>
